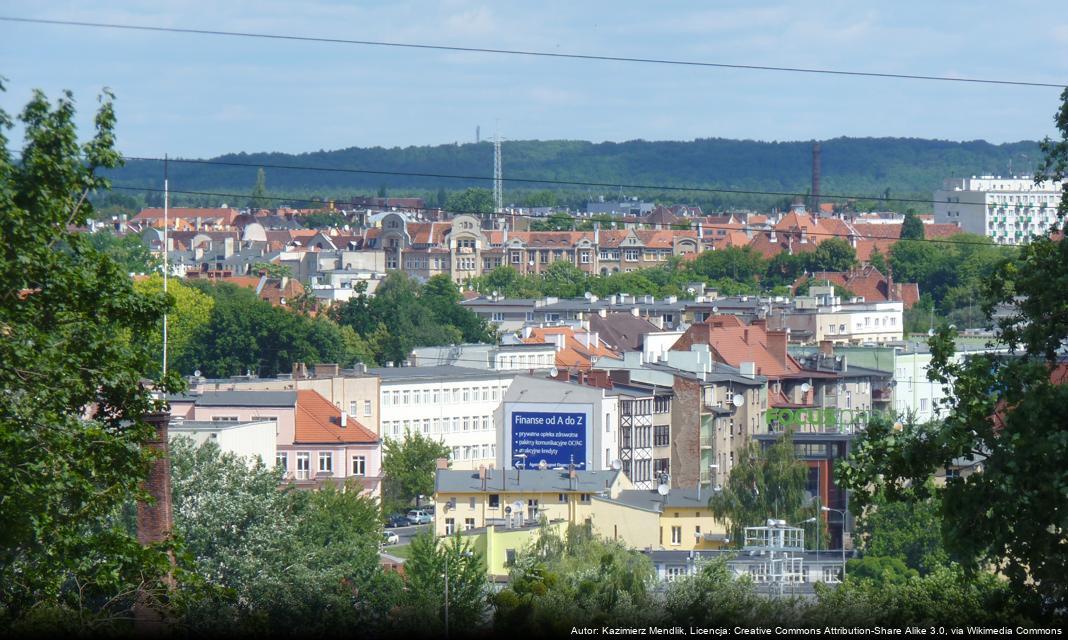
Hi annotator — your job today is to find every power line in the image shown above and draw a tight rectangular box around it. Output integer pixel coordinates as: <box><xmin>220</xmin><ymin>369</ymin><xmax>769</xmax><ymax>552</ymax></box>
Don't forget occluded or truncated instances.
<box><xmin>120</xmin><ymin>154</ymin><xmax>962</xmax><ymax>207</ymax></box>
<box><xmin>109</xmin><ymin>184</ymin><xmax>1037</xmax><ymax>248</ymax></box>
<box><xmin>2</xmin><ymin>15</ymin><xmax>1064</xmax><ymax>89</ymax></box>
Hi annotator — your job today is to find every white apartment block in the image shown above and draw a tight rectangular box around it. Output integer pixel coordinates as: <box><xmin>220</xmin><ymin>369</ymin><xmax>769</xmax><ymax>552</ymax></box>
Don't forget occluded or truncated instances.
<box><xmin>372</xmin><ymin>365</ymin><xmax>516</xmax><ymax>470</ymax></box>
<box><xmin>781</xmin><ymin>288</ymin><xmax>903</xmax><ymax>345</ymax></box>
<box><xmin>934</xmin><ymin>176</ymin><xmax>1064</xmax><ymax>245</ymax></box>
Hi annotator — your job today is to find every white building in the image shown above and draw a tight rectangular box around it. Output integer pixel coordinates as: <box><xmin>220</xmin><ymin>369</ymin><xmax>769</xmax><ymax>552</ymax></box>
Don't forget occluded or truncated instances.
<box><xmin>372</xmin><ymin>365</ymin><xmax>517</xmax><ymax>470</ymax></box>
<box><xmin>409</xmin><ymin>342</ymin><xmax>557</xmax><ymax>372</ymax></box>
<box><xmin>934</xmin><ymin>176</ymin><xmax>1064</xmax><ymax>245</ymax></box>
<box><xmin>780</xmin><ymin>287</ymin><xmax>904</xmax><ymax>345</ymax></box>
<box><xmin>168</xmin><ymin>418</ymin><xmax>277</xmax><ymax>467</ymax></box>
<box><xmin>496</xmin><ymin>375</ymin><xmax>621</xmax><ymax>473</ymax></box>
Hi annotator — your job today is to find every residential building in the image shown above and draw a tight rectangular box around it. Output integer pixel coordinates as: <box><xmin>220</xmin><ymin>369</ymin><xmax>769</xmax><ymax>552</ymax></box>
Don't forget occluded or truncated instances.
<box><xmin>934</xmin><ymin>175</ymin><xmax>1064</xmax><ymax>245</ymax></box>
<box><xmin>373</xmin><ymin>365</ymin><xmax>517</xmax><ymax>470</ymax></box>
<box><xmin>409</xmin><ymin>342</ymin><xmax>557</xmax><ymax>372</ymax></box>
<box><xmin>521</xmin><ymin>325</ymin><xmax>618</xmax><ymax>372</ymax></box>
<box><xmin>168</xmin><ymin>418</ymin><xmax>277</xmax><ymax>466</ymax></box>
<box><xmin>168</xmin><ymin>389</ymin><xmax>383</xmax><ymax>496</ymax></box>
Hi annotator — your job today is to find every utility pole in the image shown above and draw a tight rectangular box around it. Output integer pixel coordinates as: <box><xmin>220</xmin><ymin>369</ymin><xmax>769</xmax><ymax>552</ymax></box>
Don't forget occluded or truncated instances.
<box><xmin>162</xmin><ymin>155</ymin><xmax>169</xmax><ymax>377</ymax></box>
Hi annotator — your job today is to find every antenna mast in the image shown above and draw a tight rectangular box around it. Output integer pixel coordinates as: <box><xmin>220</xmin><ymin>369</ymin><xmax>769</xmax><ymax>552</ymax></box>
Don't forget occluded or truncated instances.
<box><xmin>162</xmin><ymin>155</ymin><xmax>169</xmax><ymax>377</ymax></box>
<box><xmin>493</xmin><ymin>127</ymin><xmax>503</xmax><ymax>213</ymax></box>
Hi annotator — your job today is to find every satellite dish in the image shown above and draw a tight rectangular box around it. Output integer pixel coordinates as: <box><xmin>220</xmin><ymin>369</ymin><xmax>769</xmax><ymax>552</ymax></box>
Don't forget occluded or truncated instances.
<box><xmin>712</xmin><ymin>306</ymin><xmax>719</xmax><ymax>313</ymax></box>
<box><xmin>504</xmin><ymin>506</ymin><xmax>512</xmax><ymax>514</ymax></box>
<box><xmin>657</xmin><ymin>483</ymin><xmax>670</xmax><ymax>496</ymax></box>
<box><xmin>927</xmin><ymin>328</ymin><xmax>935</xmax><ymax>337</ymax></box>
<box><xmin>538</xmin><ymin>459</ymin><xmax>548</xmax><ymax>470</ymax></box>
<box><xmin>732</xmin><ymin>394</ymin><xmax>744</xmax><ymax>407</ymax></box>
<box><xmin>549</xmin><ymin>367</ymin><xmax>559</xmax><ymax>377</ymax></box>
<box><xmin>584</xmin><ymin>291</ymin><xmax>593</xmax><ymax>300</ymax></box>
<box><xmin>193</xmin><ymin>369</ymin><xmax>201</xmax><ymax>377</ymax></box>
<box><xmin>800</xmin><ymin>382</ymin><xmax>811</xmax><ymax>393</ymax></box>
<box><xmin>610</xmin><ymin>459</ymin><xmax>622</xmax><ymax>471</ymax></box>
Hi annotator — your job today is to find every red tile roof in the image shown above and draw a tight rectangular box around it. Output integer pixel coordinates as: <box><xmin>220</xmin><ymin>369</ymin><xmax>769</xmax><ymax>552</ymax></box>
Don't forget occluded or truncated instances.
<box><xmin>295</xmin><ymin>390</ymin><xmax>377</xmax><ymax>444</ymax></box>
<box><xmin>671</xmin><ymin>317</ymin><xmax>807</xmax><ymax>380</ymax></box>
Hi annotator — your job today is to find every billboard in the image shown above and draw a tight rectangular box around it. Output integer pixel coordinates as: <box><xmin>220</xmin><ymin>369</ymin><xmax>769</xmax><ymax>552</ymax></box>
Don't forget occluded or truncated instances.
<box><xmin>504</xmin><ymin>402</ymin><xmax>593</xmax><ymax>469</ymax></box>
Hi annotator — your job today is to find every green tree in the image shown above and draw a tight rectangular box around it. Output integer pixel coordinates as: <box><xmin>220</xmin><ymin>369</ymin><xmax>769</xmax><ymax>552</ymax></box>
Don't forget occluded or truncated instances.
<box><xmin>686</xmin><ymin>246</ymin><xmax>766</xmax><ymax>284</ymax></box>
<box><xmin>708</xmin><ymin>433</ymin><xmax>823</xmax><ymax>548</ymax></box>
<box><xmin>0</xmin><ymin>87</ymin><xmax>180</xmax><ymax>628</ymax></box>
<box><xmin>541</xmin><ymin>260</ymin><xmax>588</xmax><ymax>298</ymax></box>
<box><xmin>381</xmin><ymin>431</ymin><xmax>451</xmax><ymax>515</ymax></box>
<box><xmin>247</xmin><ymin>167</ymin><xmax>269</xmax><ymax>210</ymax></box>
<box><xmin>845</xmin><ymin>556</ymin><xmax>918</xmax><ymax>586</ymax></box>
<box><xmin>85</xmin><ymin>230</ymin><xmax>159</xmax><ymax>274</ymax></box>
<box><xmin>854</xmin><ymin>485</ymin><xmax>949</xmax><ymax>575</ymax></box>
<box><xmin>400</xmin><ymin>533</ymin><xmax>486</xmax><ymax>635</ymax></box>
<box><xmin>445</xmin><ymin>187</ymin><xmax>494</xmax><ymax>214</ymax></box>
<box><xmin>436</xmin><ymin>187</ymin><xmax>447</xmax><ymax>208</ymax></box>
<box><xmin>530</xmin><ymin>211</ymin><xmax>575</xmax><ymax>231</ymax></box>
<box><xmin>900</xmin><ymin>211</ymin><xmax>925</xmax><ymax>240</ymax></box>
<box><xmin>132</xmin><ymin>274</ymin><xmax>214</xmax><ymax>377</ymax></box>
<box><xmin>249</xmin><ymin>261</ymin><xmax>293</xmax><ymax>278</ymax></box>
<box><xmin>808</xmin><ymin>238</ymin><xmax>858</xmax><ymax>272</ymax></box>
<box><xmin>868</xmin><ymin>247</ymin><xmax>888</xmax><ymax>273</ymax></box>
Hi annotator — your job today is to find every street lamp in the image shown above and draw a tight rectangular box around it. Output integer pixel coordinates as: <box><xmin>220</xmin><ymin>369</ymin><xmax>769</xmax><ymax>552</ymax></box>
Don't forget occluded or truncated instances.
<box><xmin>822</xmin><ymin>506</ymin><xmax>847</xmax><ymax>582</ymax></box>
<box><xmin>444</xmin><ymin>549</ymin><xmax>474</xmax><ymax>639</ymax></box>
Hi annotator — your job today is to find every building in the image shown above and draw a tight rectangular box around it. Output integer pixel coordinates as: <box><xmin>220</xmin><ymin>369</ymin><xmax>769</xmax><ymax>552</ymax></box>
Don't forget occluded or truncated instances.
<box><xmin>409</xmin><ymin>342</ymin><xmax>557</xmax><ymax>372</ymax></box>
<box><xmin>168</xmin><ymin>389</ymin><xmax>383</xmax><ymax>496</ymax></box>
<box><xmin>373</xmin><ymin>365</ymin><xmax>517</xmax><ymax>470</ymax></box>
<box><xmin>934</xmin><ymin>175</ymin><xmax>1064</xmax><ymax>245</ymax></box>
<box><xmin>168</xmin><ymin>418</ymin><xmax>277</xmax><ymax>466</ymax></box>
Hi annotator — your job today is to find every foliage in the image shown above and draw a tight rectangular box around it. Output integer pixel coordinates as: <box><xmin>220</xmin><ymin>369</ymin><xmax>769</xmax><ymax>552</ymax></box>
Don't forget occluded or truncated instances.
<box><xmin>85</xmin><ymin>230</ymin><xmax>159</xmax><ymax>274</ymax></box>
<box><xmin>853</xmin><ymin>485</ymin><xmax>949</xmax><ymax>575</ymax></box>
<box><xmin>178</xmin><ymin>281</ymin><xmax>349</xmax><ymax>377</ymax></box>
<box><xmin>381</xmin><ymin>431</ymin><xmax>451</xmax><ymax>516</ymax></box>
<box><xmin>331</xmin><ymin>272</ymin><xmax>494</xmax><ymax>365</ymax></box>
<box><xmin>900</xmin><ymin>211</ymin><xmax>925</xmax><ymax>240</ymax></box>
<box><xmin>247</xmin><ymin>167</ymin><xmax>269</xmax><ymax>210</ymax></box>
<box><xmin>298</xmin><ymin>211</ymin><xmax>348</xmax><ymax>228</ymax></box>
<box><xmin>249</xmin><ymin>261</ymin><xmax>293</xmax><ymax>279</ymax></box>
<box><xmin>808</xmin><ymin>238</ymin><xmax>857</xmax><ymax>272</ymax></box>
<box><xmin>492</xmin><ymin>524</ymin><xmax>655</xmax><ymax>634</ymax></box>
<box><xmin>663</xmin><ymin>560</ymin><xmax>788</xmax><ymax>627</ymax></box>
<box><xmin>132</xmin><ymin>274</ymin><xmax>214</xmax><ymax>377</ymax></box>
<box><xmin>708</xmin><ymin>432</ymin><xmax>824</xmax><ymax>548</ymax></box>
<box><xmin>0</xmin><ymin>87</ymin><xmax>182</xmax><ymax>629</ymax></box>
<box><xmin>845</xmin><ymin>556</ymin><xmax>918</xmax><ymax>585</ymax></box>
<box><xmin>399</xmin><ymin>533</ymin><xmax>486</xmax><ymax>635</ymax></box>
<box><xmin>445</xmin><ymin>187</ymin><xmax>494</xmax><ymax>214</ymax></box>
<box><xmin>529</xmin><ymin>211</ymin><xmax>576</xmax><ymax>231</ymax></box>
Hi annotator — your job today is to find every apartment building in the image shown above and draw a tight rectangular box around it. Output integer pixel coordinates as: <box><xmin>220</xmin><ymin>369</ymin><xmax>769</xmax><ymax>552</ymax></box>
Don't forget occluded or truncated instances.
<box><xmin>934</xmin><ymin>175</ymin><xmax>1064</xmax><ymax>245</ymax></box>
<box><xmin>373</xmin><ymin>365</ymin><xmax>517</xmax><ymax>470</ymax></box>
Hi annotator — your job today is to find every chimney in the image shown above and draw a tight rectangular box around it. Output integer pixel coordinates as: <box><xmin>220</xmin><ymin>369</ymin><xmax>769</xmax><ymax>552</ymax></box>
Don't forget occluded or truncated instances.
<box><xmin>743</xmin><ymin>329</ymin><xmax>749</xmax><ymax>344</ymax></box>
<box><xmin>340</xmin><ymin>411</ymin><xmax>348</xmax><ymax>428</ymax></box>
<box><xmin>740</xmin><ymin>362</ymin><xmax>756</xmax><ymax>378</ymax></box>
<box><xmin>630</xmin><ymin>307</ymin><xmax>640</xmax><ymax>317</ymax></box>
<box><xmin>435</xmin><ymin>457</ymin><xmax>450</xmax><ymax>470</ymax></box>
<box><xmin>819</xmin><ymin>340</ymin><xmax>834</xmax><ymax>356</ymax></box>
<box><xmin>767</xmin><ymin>329</ymin><xmax>789</xmax><ymax>365</ymax></box>
<box><xmin>479</xmin><ymin>465</ymin><xmax>488</xmax><ymax>491</ymax></box>
<box><xmin>135</xmin><ymin>410</ymin><xmax>176</xmax><ymax>629</ymax></box>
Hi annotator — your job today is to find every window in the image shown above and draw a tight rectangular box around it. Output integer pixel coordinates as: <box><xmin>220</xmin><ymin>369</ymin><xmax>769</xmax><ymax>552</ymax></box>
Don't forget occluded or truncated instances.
<box><xmin>481</xmin><ymin>387</ymin><xmax>489</xmax><ymax>401</ymax></box>
<box><xmin>296</xmin><ymin>452</ymin><xmax>310</xmax><ymax>480</ymax></box>
<box><xmin>423</xmin><ymin>419</ymin><xmax>431</xmax><ymax>434</ymax></box>
<box><xmin>580</xmin><ymin>493</ymin><xmax>591</xmax><ymax>503</ymax></box>
<box><xmin>492</xmin><ymin>312</ymin><xmax>504</xmax><ymax>322</ymax></box>
<box><xmin>920</xmin><ymin>398</ymin><xmax>929</xmax><ymax>412</ymax></box>
<box><xmin>445</xmin><ymin>518</ymin><xmax>455</xmax><ymax>535</ymax></box>
<box><xmin>211</xmin><ymin>416</ymin><xmax>238</xmax><ymax>422</ymax></box>
<box><xmin>318</xmin><ymin>452</ymin><xmax>332</xmax><ymax>473</ymax></box>
<box><xmin>654</xmin><ymin>425</ymin><xmax>670</xmax><ymax>446</ymax></box>
<box><xmin>464</xmin><ymin>518</ymin><xmax>475</xmax><ymax>531</ymax></box>
<box><xmin>671</xmin><ymin>526</ymin><xmax>682</xmax><ymax>545</ymax></box>
<box><xmin>667</xmin><ymin>566</ymin><xmax>686</xmax><ymax>582</ymax></box>
<box><xmin>463</xmin><ymin>388</ymin><xmax>470</xmax><ymax>402</ymax></box>
<box><xmin>482</xmin><ymin>416</ymin><xmax>490</xmax><ymax>431</ymax></box>
<box><xmin>349</xmin><ymin>401</ymin><xmax>358</xmax><ymax>415</ymax></box>
<box><xmin>433</xmin><ymin>389</ymin><xmax>440</xmax><ymax>404</ymax></box>
<box><xmin>492</xmin><ymin>387</ymin><xmax>500</xmax><ymax>401</ymax></box>
<box><xmin>423</xmin><ymin>389</ymin><xmax>431</xmax><ymax>404</ymax></box>
<box><xmin>606</xmin><ymin>413</ymin><xmax>611</xmax><ymax>432</ymax></box>
<box><xmin>489</xmin><ymin>494</ymin><xmax>500</xmax><ymax>508</ymax></box>
<box><xmin>559</xmin><ymin>493</ymin><xmax>567</xmax><ymax>503</ymax></box>
<box><xmin>624</xmin><ymin>249</ymin><xmax>639</xmax><ymax>262</ymax></box>
<box><xmin>363</xmin><ymin>400</ymin><xmax>372</xmax><ymax>416</ymax></box>
<box><xmin>352</xmin><ymin>456</ymin><xmax>366</xmax><ymax>476</ymax></box>
<box><xmin>276</xmin><ymin>452</ymin><xmax>288</xmax><ymax>470</ymax></box>
<box><xmin>402</xmin><ymin>390</ymin><xmax>410</xmax><ymax>405</ymax></box>
<box><xmin>468</xmin><ymin>497</ymin><xmax>476</xmax><ymax>509</ymax></box>
<box><xmin>463</xmin><ymin>417</ymin><xmax>470</xmax><ymax>432</ymax></box>
<box><xmin>580</xmin><ymin>251</ymin><xmax>590</xmax><ymax>264</ymax></box>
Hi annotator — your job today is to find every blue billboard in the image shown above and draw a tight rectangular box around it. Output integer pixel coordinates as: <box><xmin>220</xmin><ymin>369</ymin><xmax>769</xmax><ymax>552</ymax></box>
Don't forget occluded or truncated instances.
<box><xmin>509</xmin><ymin>409</ymin><xmax>589</xmax><ymax>469</ymax></box>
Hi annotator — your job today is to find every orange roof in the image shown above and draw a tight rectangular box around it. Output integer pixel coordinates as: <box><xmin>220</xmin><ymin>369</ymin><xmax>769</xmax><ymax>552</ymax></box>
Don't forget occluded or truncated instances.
<box><xmin>671</xmin><ymin>316</ymin><xmax>806</xmax><ymax>380</ymax></box>
<box><xmin>523</xmin><ymin>326</ymin><xmax>618</xmax><ymax>371</ymax></box>
<box><xmin>795</xmin><ymin>266</ymin><xmax>921</xmax><ymax>309</ymax></box>
<box><xmin>134</xmin><ymin>207</ymin><xmax>239</xmax><ymax>226</ymax></box>
<box><xmin>295</xmin><ymin>390</ymin><xmax>377</xmax><ymax>444</ymax></box>
<box><xmin>923</xmin><ymin>223</ymin><xmax>965</xmax><ymax>239</ymax></box>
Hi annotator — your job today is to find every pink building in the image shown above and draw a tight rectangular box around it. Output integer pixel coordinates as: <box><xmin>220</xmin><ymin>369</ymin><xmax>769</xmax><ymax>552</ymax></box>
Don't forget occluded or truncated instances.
<box><xmin>169</xmin><ymin>389</ymin><xmax>382</xmax><ymax>497</ymax></box>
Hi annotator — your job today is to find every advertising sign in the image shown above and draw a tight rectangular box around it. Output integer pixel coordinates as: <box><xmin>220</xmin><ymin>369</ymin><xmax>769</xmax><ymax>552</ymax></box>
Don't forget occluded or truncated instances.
<box><xmin>505</xmin><ymin>402</ymin><xmax>593</xmax><ymax>469</ymax></box>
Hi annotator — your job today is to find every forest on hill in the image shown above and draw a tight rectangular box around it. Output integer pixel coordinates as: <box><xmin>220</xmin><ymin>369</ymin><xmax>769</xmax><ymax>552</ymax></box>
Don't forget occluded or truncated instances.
<box><xmin>106</xmin><ymin>136</ymin><xmax>1041</xmax><ymax>211</ymax></box>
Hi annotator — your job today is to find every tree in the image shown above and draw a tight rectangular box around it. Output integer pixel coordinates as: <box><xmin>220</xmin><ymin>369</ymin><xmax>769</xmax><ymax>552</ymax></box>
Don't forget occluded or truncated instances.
<box><xmin>808</xmin><ymin>238</ymin><xmax>857</xmax><ymax>272</ymax></box>
<box><xmin>132</xmin><ymin>275</ymin><xmax>214</xmax><ymax>377</ymax></box>
<box><xmin>530</xmin><ymin>211</ymin><xmax>575</xmax><ymax>231</ymax></box>
<box><xmin>170</xmin><ymin>438</ymin><xmax>400</xmax><ymax>634</ymax></box>
<box><xmin>247</xmin><ymin>168</ymin><xmax>269</xmax><ymax>210</ymax></box>
<box><xmin>867</xmin><ymin>247</ymin><xmax>888</xmax><ymax>273</ymax></box>
<box><xmin>853</xmin><ymin>485</ymin><xmax>949</xmax><ymax>575</ymax></box>
<box><xmin>708</xmin><ymin>433</ymin><xmax>823</xmax><ymax>548</ymax></box>
<box><xmin>401</xmin><ymin>533</ymin><xmax>486</xmax><ymax>634</ymax></box>
<box><xmin>436</xmin><ymin>187</ymin><xmax>447</xmax><ymax>208</ymax></box>
<box><xmin>845</xmin><ymin>556</ymin><xmax>918</xmax><ymax>586</ymax></box>
<box><xmin>686</xmin><ymin>246</ymin><xmax>766</xmax><ymax>284</ymax></box>
<box><xmin>0</xmin><ymin>87</ymin><xmax>180</xmax><ymax>627</ymax></box>
<box><xmin>249</xmin><ymin>262</ymin><xmax>293</xmax><ymax>279</ymax></box>
<box><xmin>85</xmin><ymin>230</ymin><xmax>159</xmax><ymax>274</ymax></box>
<box><xmin>900</xmin><ymin>211</ymin><xmax>925</xmax><ymax>240</ymax></box>
<box><xmin>540</xmin><ymin>260</ymin><xmax>588</xmax><ymax>298</ymax></box>
<box><xmin>381</xmin><ymin>431</ymin><xmax>451</xmax><ymax>515</ymax></box>
<box><xmin>445</xmin><ymin>188</ymin><xmax>494</xmax><ymax>214</ymax></box>
<box><xmin>840</xmin><ymin>90</ymin><xmax>1068</xmax><ymax>613</ymax></box>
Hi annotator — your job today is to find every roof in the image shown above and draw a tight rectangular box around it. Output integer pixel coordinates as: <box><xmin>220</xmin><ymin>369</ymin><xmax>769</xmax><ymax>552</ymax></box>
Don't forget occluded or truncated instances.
<box><xmin>671</xmin><ymin>317</ymin><xmax>806</xmax><ymax>380</ymax></box>
<box><xmin>610</xmin><ymin>487</ymin><xmax>713</xmax><ymax>510</ymax></box>
<box><xmin>294</xmin><ymin>390</ymin><xmax>377</xmax><ymax>444</ymax></box>
<box><xmin>191</xmin><ymin>391</ymin><xmax>297</xmax><ymax>407</ymax></box>
<box><xmin>523</xmin><ymin>326</ymin><xmax>618</xmax><ymax>370</ymax></box>
<box><xmin>369</xmin><ymin>365</ymin><xmax>514</xmax><ymax>382</ymax></box>
<box><xmin>170</xmin><ymin>419</ymin><xmax>275</xmax><ymax>431</ymax></box>
<box><xmin>588</xmin><ymin>312</ymin><xmax>660</xmax><ymax>352</ymax></box>
<box><xmin>435</xmin><ymin>468</ymin><xmax>622</xmax><ymax>494</ymax></box>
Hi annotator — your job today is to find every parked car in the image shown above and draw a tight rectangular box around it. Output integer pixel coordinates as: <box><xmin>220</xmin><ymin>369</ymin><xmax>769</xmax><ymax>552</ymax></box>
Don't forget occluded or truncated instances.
<box><xmin>386</xmin><ymin>513</ymin><xmax>408</xmax><ymax>528</ymax></box>
<box><xmin>382</xmin><ymin>531</ymin><xmax>400</xmax><ymax>545</ymax></box>
<box><xmin>406</xmin><ymin>509</ymin><xmax>432</xmax><ymax>525</ymax></box>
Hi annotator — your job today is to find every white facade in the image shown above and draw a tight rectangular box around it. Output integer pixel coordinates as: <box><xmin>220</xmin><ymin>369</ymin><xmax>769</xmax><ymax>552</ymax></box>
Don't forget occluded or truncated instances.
<box><xmin>785</xmin><ymin>294</ymin><xmax>904</xmax><ymax>344</ymax></box>
<box><xmin>496</xmin><ymin>376</ymin><xmax>621</xmax><ymax>472</ymax></box>
<box><xmin>934</xmin><ymin>176</ymin><xmax>1064</xmax><ymax>246</ymax></box>
<box><xmin>375</xmin><ymin>367</ymin><xmax>516</xmax><ymax>470</ymax></box>
<box><xmin>169</xmin><ymin>419</ymin><xmax>277</xmax><ymax>467</ymax></box>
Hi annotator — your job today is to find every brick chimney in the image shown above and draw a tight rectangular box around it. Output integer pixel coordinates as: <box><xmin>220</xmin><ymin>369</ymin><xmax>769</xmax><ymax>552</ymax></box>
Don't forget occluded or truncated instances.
<box><xmin>435</xmin><ymin>457</ymin><xmax>450</xmax><ymax>470</ymax></box>
<box><xmin>819</xmin><ymin>340</ymin><xmax>835</xmax><ymax>356</ymax></box>
<box><xmin>767</xmin><ymin>329</ymin><xmax>789</xmax><ymax>365</ymax></box>
<box><xmin>135</xmin><ymin>411</ymin><xmax>176</xmax><ymax>631</ymax></box>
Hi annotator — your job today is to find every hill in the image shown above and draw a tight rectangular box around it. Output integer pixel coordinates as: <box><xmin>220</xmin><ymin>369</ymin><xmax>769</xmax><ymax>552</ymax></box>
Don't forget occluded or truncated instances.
<box><xmin>106</xmin><ymin>137</ymin><xmax>1042</xmax><ymax>210</ymax></box>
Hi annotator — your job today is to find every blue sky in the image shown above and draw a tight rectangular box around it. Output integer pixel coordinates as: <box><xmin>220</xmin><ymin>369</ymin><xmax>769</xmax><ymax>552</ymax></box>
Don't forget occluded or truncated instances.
<box><xmin>2</xmin><ymin>1</ymin><xmax>1066</xmax><ymax>157</ymax></box>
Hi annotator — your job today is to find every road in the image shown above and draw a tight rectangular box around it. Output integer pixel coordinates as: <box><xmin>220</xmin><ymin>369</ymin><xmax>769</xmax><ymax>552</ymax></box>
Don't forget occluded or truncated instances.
<box><xmin>385</xmin><ymin>523</ymin><xmax>431</xmax><ymax>547</ymax></box>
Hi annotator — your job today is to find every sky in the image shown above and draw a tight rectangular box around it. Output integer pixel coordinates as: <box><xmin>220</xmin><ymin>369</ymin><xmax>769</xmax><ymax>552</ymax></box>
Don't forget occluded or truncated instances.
<box><xmin>1</xmin><ymin>1</ymin><xmax>1067</xmax><ymax>158</ymax></box>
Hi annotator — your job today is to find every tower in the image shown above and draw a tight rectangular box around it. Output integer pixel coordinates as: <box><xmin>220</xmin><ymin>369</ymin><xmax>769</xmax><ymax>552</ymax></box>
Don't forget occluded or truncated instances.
<box><xmin>493</xmin><ymin>131</ymin><xmax>503</xmax><ymax>213</ymax></box>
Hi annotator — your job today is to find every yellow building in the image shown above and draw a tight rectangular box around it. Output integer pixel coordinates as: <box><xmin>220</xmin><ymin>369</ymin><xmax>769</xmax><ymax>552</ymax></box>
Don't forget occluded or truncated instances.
<box><xmin>433</xmin><ymin>468</ymin><xmax>730</xmax><ymax>558</ymax></box>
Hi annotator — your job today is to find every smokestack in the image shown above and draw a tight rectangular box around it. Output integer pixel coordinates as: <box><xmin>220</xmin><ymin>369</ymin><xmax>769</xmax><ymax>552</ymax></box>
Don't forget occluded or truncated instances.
<box><xmin>811</xmin><ymin>141</ymin><xmax>821</xmax><ymax>217</ymax></box>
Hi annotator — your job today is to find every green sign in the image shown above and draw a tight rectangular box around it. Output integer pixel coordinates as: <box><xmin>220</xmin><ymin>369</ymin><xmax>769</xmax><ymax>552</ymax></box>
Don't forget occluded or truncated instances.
<box><xmin>767</xmin><ymin>407</ymin><xmax>890</xmax><ymax>433</ymax></box>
